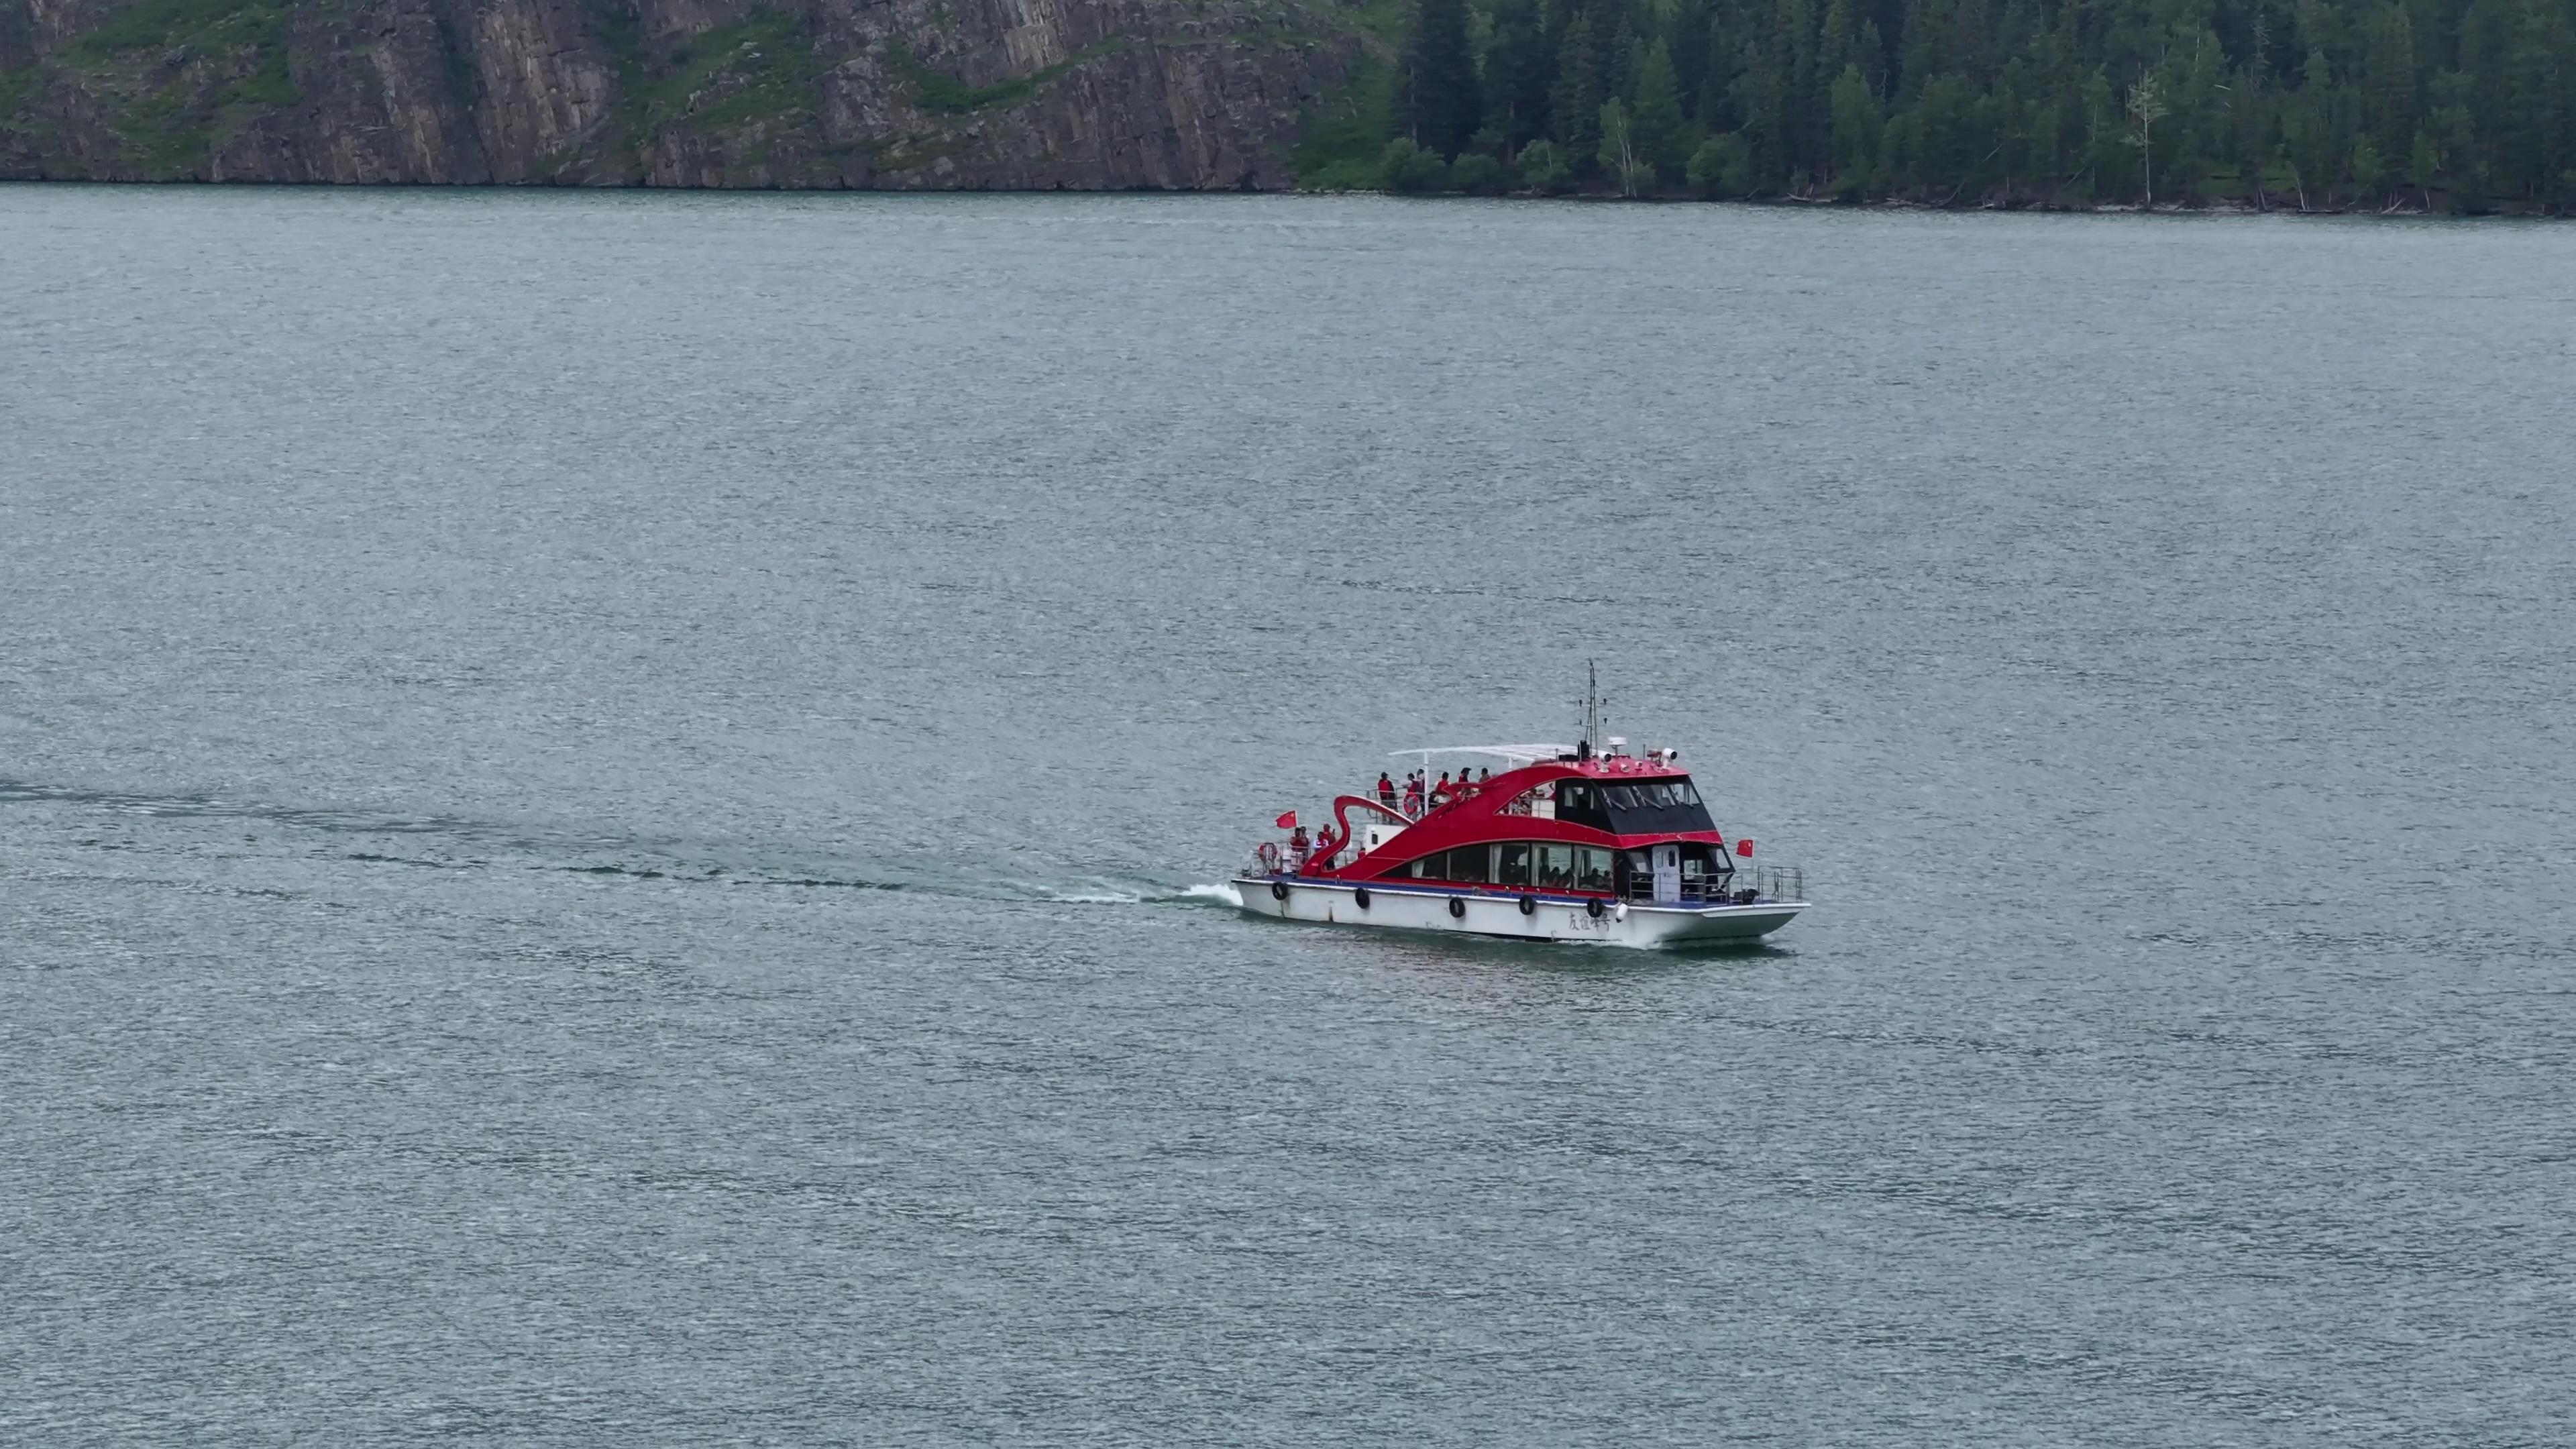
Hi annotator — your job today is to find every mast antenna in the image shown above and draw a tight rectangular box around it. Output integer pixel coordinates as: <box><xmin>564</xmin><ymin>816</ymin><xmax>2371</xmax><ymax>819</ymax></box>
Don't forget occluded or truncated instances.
<box><xmin>1577</xmin><ymin>660</ymin><xmax>1605</xmax><ymax>757</ymax></box>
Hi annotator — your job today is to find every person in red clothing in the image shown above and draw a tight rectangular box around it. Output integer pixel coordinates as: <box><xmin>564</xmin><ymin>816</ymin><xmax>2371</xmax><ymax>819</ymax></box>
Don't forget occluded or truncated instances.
<box><xmin>1376</xmin><ymin>772</ymin><xmax>1397</xmax><ymax>808</ymax></box>
<box><xmin>1403</xmin><ymin>772</ymin><xmax>1424</xmax><ymax>817</ymax></box>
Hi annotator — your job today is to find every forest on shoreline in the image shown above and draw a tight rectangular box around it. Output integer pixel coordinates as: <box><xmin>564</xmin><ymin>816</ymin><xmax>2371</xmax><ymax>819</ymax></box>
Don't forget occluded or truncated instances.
<box><xmin>1293</xmin><ymin>0</ymin><xmax>2576</xmax><ymax>213</ymax></box>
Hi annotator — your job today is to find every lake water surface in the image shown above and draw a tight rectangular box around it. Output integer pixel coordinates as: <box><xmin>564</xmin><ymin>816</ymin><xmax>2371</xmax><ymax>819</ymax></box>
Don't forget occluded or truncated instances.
<box><xmin>4</xmin><ymin>186</ymin><xmax>2573</xmax><ymax>1443</ymax></box>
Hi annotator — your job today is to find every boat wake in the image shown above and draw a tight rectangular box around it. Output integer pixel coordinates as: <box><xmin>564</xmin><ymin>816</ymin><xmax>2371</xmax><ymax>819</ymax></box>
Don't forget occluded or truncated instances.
<box><xmin>1038</xmin><ymin>882</ymin><xmax>1241</xmax><ymax>906</ymax></box>
<box><xmin>3</xmin><ymin>775</ymin><xmax>1259</xmax><ymax>913</ymax></box>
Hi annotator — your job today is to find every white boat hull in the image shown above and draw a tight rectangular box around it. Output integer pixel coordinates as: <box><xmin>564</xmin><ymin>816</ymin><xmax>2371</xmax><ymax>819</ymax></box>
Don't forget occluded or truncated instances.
<box><xmin>1230</xmin><ymin>876</ymin><xmax>1801</xmax><ymax>947</ymax></box>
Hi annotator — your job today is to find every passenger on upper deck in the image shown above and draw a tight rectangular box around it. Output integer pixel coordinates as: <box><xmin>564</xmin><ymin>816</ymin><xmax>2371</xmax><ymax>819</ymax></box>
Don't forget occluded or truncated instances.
<box><xmin>1376</xmin><ymin>772</ymin><xmax>1397</xmax><ymax>808</ymax></box>
<box><xmin>1403</xmin><ymin>773</ymin><xmax>1424</xmax><ymax>817</ymax></box>
<box><xmin>1289</xmin><ymin>824</ymin><xmax>1311</xmax><ymax>867</ymax></box>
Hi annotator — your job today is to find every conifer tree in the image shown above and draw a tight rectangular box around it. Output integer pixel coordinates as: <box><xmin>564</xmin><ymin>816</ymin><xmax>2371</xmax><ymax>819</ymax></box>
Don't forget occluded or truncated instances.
<box><xmin>2500</xmin><ymin>0</ymin><xmax>2575</xmax><ymax>198</ymax></box>
<box><xmin>1552</xmin><ymin>13</ymin><xmax>1607</xmax><ymax>168</ymax></box>
<box><xmin>1896</xmin><ymin>0</ymin><xmax>1940</xmax><ymax>102</ymax></box>
<box><xmin>1605</xmin><ymin>11</ymin><xmax>1639</xmax><ymax>110</ymax></box>
<box><xmin>2406</xmin><ymin>123</ymin><xmax>2441</xmax><ymax>204</ymax></box>
<box><xmin>1828</xmin><ymin>62</ymin><xmax>1882</xmax><ymax>191</ymax></box>
<box><xmin>2363</xmin><ymin>3</ymin><xmax>2419</xmax><ymax>164</ymax></box>
<box><xmin>1483</xmin><ymin>0</ymin><xmax>1557</xmax><ymax>148</ymax></box>
<box><xmin>1696</xmin><ymin>9</ymin><xmax>1745</xmax><ymax>131</ymax></box>
<box><xmin>1819</xmin><ymin>0</ymin><xmax>1864</xmax><ymax>85</ymax></box>
<box><xmin>1356</xmin><ymin>0</ymin><xmax>2576</xmax><ymax>208</ymax></box>
<box><xmin>2351</xmin><ymin>136</ymin><xmax>2388</xmax><ymax>198</ymax></box>
<box><xmin>1396</xmin><ymin>0</ymin><xmax>1485</xmax><ymax>158</ymax></box>
<box><xmin>1672</xmin><ymin>0</ymin><xmax>1716</xmax><ymax>116</ymax></box>
<box><xmin>1779</xmin><ymin>0</ymin><xmax>1821</xmax><ymax>175</ymax></box>
<box><xmin>2286</xmin><ymin>47</ymin><xmax>2342</xmax><ymax>204</ymax></box>
<box><xmin>2426</xmin><ymin>71</ymin><xmax>2481</xmax><ymax>197</ymax></box>
<box><xmin>2167</xmin><ymin>29</ymin><xmax>2227</xmax><ymax>196</ymax></box>
<box><xmin>1738</xmin><ymin>27</ymin><xmax>1795</xmax><ymax>180</ymax></box>
<box><xmin>1632</xmin><ymin>40</ymin><xmax>1691</xmax><ymax>176</ymax></box>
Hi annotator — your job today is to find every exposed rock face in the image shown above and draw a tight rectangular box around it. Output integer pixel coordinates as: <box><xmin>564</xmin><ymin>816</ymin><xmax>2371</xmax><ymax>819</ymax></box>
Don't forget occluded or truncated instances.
<box><xmin>0</xmin><ymin>0</ymin><xmax>1366</xmax><ymax>186</ymax></box>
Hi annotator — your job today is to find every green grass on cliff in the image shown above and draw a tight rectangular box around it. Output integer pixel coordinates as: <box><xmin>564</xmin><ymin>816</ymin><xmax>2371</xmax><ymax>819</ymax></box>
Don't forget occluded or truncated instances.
<box><xmin>73</xmin><ymin>0</ymin><xmax>288</xmax><ymax>63</ymax></box>
<box><xmin>642</xmin><ymin>13</ymin><xmax>828</xmax><ymax>129</ymax></box>
<box><xmin>572</xmin><ymin>8</ymin><xmax>836</xmax><ymax>180</ymax></box>
<box><xmin>70</xmin><ymin>0</ymin><xmax>302</xmax><ymax>108</ymax></box>
<box><xmin>1288</xmin><ymin>0</ymin><xmax>1411</xmax><ymax>195</ymax></box>
<box><xmin>224</xmin><ymin>40</ymin><xmax>296</xmax><ymax>107</ymax></box>
<box><xmin>0</xmin><ymin>64</ymin><xmax>38</xmax><ymax>117</ymax></box>
<box><xmin>40</xmin><ymin>0</ymin><xmax>301</xmax><ymax>176</ymax></box>
<box><xmin>1344</xmin><ymin>0</ymin><xmax>1410</xmax><ymax>44</ymax></box>
<box><xmin>1285</xmin><ymin>0</ymin><xmax>1401</xmax><ymax>191</ymax></box>
<box><xmin>111</xmin><ymin>79</ymin><xmax>213</xmax><ymax>174</ymax></box>
<box><xmin>1289</xmin><ymin>53</ymin><xmax>1393</xmax><ymax>191</ymax></box>
<box><xmin>882</xmin><ymin>38</ymin><xmax>1128</xmax><ymax>117</ymax></box>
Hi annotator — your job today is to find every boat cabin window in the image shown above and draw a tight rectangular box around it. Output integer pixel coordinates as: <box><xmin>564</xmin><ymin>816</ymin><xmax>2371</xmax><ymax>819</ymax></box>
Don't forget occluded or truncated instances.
<box><xmin>1401</xmin><ymin>845</ymin><xmax>1495</xmax><ymax>882</ymax></box>
<box><xmin>1536</xmin><ymin>844</ymin><xmax>1576</xmax><ymax>889</ymax></box>
<box><xmin>1574</xmin><ymin>847</ymin><xmax>1613</xmax><ymax>892</ymax></box>
<box><xmin>1552</xmin><ymin>773</ymin><xmax>1715</xmax><ymax>834</ymax></box>
<box><xmin>1399</xmin><ymin>842</ymin><xmax>1619</xmax><ymax>892</ymax></box>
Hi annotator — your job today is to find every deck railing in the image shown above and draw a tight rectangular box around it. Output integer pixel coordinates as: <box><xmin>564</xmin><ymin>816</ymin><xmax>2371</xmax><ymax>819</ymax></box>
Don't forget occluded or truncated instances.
<box><xmin>1617</xmin><ymin>864</ymin><xmax>1807</xmax><ymax>905</ymax></box>
<box><xmin>1756</xmin><ymin>865</ymin><xmax>1806</xmax><ymax>902</ymax></box>
<box><xmin>1242</xmin><ymin>848</ymin><xmax>1808</xmax><ymax>904</ymax></box>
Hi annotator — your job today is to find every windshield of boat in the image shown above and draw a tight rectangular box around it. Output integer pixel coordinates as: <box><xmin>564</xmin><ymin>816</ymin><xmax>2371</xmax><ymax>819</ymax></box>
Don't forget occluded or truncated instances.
<box><xmin>1554</xmin><ymin>775</ymin><xmax>1715</xmax><ymax>835</ymax></box>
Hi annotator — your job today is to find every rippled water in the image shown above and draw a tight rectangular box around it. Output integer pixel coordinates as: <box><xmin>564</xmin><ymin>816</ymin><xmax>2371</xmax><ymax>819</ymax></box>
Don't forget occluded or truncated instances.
<box><xmin>5</xmin><ymin>186</ymin><xmax>2573</xmax><ymax>1443</ymax></box>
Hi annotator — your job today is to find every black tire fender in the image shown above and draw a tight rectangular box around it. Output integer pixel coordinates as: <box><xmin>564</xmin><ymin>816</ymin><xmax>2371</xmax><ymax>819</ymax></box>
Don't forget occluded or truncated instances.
<box><xmin>1271</xmin><ymin>880</ymin><xmax>1289</xmax><ymax>902</ymax></box>
<box><xmin>1447</xmin><ymin>896</ymin><xmax>1466</xmax><ymax>919</ymax></box>
<box><xmin>1517</xmin><ymin>895</ymin><xmax>1537</xmax><ymax>916</ymax></box>
<box><xmin>1585</xmin><ymin>898</ymin><xmax>1605</xmax><ymax>919</ymax></box>
<box><xmin>1353</xmin><ymin>887</ymin><xmax>1371</xmax><ymax>910</ymax></box>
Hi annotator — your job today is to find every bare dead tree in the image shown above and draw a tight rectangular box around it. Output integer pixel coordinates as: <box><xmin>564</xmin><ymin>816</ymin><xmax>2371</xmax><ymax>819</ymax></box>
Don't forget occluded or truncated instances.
<box><xmin>2125</xmin><ymin>71</ymin><xmax>2169</xmax><ymax>207</ymax></box>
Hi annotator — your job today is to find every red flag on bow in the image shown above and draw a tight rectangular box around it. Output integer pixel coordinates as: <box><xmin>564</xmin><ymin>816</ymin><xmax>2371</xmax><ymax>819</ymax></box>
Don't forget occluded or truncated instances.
<box><xmin>1735</xmin><ymin>839</ymin><xmax>1756</xmax><ymax>857</ymax></box>
<box><xmin>1275</xmin><ymin>810</ymin><xmax>1297</xmax><ymax>829</ymax></box>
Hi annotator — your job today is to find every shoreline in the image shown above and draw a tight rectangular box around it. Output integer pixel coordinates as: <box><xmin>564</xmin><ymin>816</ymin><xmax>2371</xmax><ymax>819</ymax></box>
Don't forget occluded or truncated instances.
<box><xmin>1299</xmin><ymin>186</ymin><xmax>2551</xmax><ymax>219</ymax></box>
<box><xmin>0</xmin><ymin>174</ymin><xmax>2551</xmax><ymax>218</ymax></box>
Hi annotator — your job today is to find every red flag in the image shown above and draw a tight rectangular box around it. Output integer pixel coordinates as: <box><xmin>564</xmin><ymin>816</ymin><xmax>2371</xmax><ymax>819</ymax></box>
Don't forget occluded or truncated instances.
<box><xmin>1735</xmin><ymin>839</ymin><xmax>1755</xmax><ymax>857</ymax></box>
<box><xmin>1275</xmin><ymin>810</ymin><xmax>1297</xmax><ymax>829</ymax></box>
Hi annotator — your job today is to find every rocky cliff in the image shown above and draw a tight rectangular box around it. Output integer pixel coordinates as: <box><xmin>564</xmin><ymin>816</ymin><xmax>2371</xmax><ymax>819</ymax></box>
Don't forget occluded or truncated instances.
<box><xmin>0</xmin><ymin>0</ymin><xmax>1371</xmax><ymax>186</ymax></box>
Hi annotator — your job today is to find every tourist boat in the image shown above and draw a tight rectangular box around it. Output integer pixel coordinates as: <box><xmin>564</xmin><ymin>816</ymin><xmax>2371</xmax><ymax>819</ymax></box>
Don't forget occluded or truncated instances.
<box><xmin>1231</xmin><ymin>694</ymin><xmax>1807</xmax><ymax>947</ymax></box>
